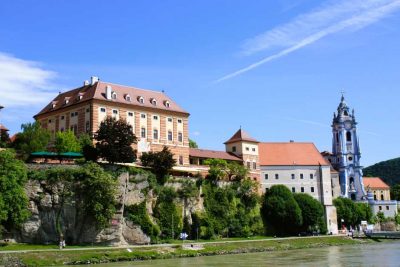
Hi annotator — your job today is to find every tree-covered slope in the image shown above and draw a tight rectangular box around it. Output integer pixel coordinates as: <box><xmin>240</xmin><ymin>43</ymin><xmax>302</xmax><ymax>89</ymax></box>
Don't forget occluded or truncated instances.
<box><xmin>363</xmin><ymin>157</ymin><xmax>400</xmax><ymax>185</ymax></box>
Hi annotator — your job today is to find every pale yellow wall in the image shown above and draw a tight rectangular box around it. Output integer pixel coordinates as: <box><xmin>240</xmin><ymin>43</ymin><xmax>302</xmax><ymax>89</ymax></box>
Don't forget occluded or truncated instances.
<box><xmin>372</xmin><ymin>189</ymin><xmax>391</xmax><ymax>201</ymax></box>
<box><xmin>225</xmin><ymin>141</ymin><xmax>258</xmax><ymax>156</ymax></box>
<box><xmin>98</xmin><ymin>106</ymin><xmax>107</xmax><ymax>125</ymax></box>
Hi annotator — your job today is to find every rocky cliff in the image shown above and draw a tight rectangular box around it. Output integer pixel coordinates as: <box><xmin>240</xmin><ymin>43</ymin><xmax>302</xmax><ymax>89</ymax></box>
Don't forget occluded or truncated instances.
<box><xmin>16</xmin><ymin>171</ymin><xmax>203</xmax><ymax>246</ymax></box>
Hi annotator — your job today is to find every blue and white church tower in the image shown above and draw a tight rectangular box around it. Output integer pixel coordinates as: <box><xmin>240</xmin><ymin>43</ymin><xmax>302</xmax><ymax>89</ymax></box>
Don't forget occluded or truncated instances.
<box><xmin>331</xmin><ymin>95</ymin><xmax>366</xmax><ymax>200</ymax></box>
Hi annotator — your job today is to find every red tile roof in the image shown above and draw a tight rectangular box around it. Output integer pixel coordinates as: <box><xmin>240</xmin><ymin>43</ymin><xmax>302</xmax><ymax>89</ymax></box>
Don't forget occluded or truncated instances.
<box><xmin>363</xmin><ymin>177</ymin><xmax>390</xmax><ymax>190</ymax></box>
<box><xmin>224</xmin><ymin>129</ymin><xmax>258</xmax><ymax>144</ymax></box>
<box><xmin>35</xmin><ymin>80</ymin><xmax>188</xmax><ymax>117</ymax></box>
<box><xmin>0</xmin><ymin>124</ymin><xmax>8</xmax><ymax>131</ymax></box>
<box><xmin>259</xmin><ymin>142</ymin><xmax>330</xmax><ymax>166</ymax></box>
<box><xmin>189</xmin><ymin>148</ymin><xmax>242</xmax><ymax>162</ymax></box>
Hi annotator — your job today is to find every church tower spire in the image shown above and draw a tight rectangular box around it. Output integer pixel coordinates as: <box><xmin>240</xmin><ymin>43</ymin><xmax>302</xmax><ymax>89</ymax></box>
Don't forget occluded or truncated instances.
<box><xmin>331</xmin><ymin>95</ymin><xmax>365</xmax><ymax>200</ymax></box>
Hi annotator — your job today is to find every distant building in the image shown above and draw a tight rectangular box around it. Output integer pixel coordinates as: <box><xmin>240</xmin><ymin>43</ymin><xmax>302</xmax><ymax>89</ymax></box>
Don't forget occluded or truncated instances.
<box><xmin>259</xmin><ymin>142</ymin><xmax>338</xmax><ymax>234</ymax></box>
<box><xmin>363</xmin><ymin>177</ymin><xmax>391</xmax><ymax>201</ymax></box>
<box><xmin>34</xmin><ymin>77</ymin><xmax>190</xmax><ymax>165</ymax></box>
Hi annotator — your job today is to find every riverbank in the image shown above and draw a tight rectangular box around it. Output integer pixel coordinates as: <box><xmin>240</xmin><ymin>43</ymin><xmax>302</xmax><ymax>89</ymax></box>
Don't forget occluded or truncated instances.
<box><xmin>0</xmin><ymin>236</ymin><xmax>375</xmax><ymax>266</ymax></box>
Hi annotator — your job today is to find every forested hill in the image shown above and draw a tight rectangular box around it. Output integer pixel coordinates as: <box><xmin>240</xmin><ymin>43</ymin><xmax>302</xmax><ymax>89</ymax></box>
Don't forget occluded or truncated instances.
<box><xmin>363</xmin><ymin>157</ymin><xmax>400</xmax><ymax>185</ymax></box>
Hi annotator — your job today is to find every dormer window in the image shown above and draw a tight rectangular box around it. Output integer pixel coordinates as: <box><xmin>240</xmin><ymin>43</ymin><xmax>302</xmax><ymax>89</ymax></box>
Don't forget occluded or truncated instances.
<box><xmin>77</xmin><ymin>93</ymin><xmax>84</xmax><ymax>101</ymax></box>
<box><xmin>150</xmin><ymin>98</ymin><xmax>157</xmax><ymax>106</ymax></box>
<box><xmin>138</xmin><ymin>96</ymin><xmax>144</xmax><ymax>104</ymax></box>
<box><xmin>125</xmin><ymin>94</ymin><xmax>131</xmax><ymax>102</ymax></box>
<box><xmin>111</xmin><ymin>92</ymin><xmax>117</xmax><ymax>100</ymax></box>
<box><xmin>64</xmin><ymin>98</ymin><xmax>70</xmax><ymax>105</ymax></box>
<box><xmin>51</xmin><ymin>101</ymin><xmax>57</xmax><ymax>109</ymax></box>
<box><xmin>164</xmin><ymin>100</ymin><xmax>170</xmax><ymax>108</ymax></box>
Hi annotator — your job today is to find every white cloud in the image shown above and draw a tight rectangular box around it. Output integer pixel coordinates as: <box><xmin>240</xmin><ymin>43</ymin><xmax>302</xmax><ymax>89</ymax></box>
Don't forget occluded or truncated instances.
<box><xmin>0</xmin><ymin>52</ymin><xmax>58</xmax><ymax>107</ymax></box>
<box><xmin>217</xmin><ymin>0</ymin><xmax>400</xmax><ymax>82</ymax></box>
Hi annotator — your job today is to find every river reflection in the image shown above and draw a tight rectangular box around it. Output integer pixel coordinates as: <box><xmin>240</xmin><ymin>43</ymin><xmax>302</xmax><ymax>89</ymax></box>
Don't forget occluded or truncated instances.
<box><xmin>74</xmin><ymin>241</ymin><xmax>400</xmax><ymax>267</ymax></box>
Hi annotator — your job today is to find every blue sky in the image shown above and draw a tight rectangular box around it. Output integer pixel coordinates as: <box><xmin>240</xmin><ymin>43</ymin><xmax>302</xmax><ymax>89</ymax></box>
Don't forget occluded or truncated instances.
<box><xmin>1</xmin><ymin>0</ymin><xmax>400</xmax><ymax>166</ymax></box>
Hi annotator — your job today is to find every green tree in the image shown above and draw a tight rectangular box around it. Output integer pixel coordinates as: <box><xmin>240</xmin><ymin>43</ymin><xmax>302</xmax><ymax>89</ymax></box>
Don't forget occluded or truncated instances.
<box><xmin>13</xmin><ymin>122</ymin><xmax>51</xmax><ymax>160</ymax></box>
<box><xmin>333</xmin><ymin>197</ymin><xmax>359</xmax><ymax>228</ymax></box>
<box><xmin>140</xmin><ymin>146</ymin><xmax>176</xmax><ymax>184</ymax></box>
<box><xmin>0</xmin><ymin>150</ymin><xmax>30</xmax><ymax>234</ymax></box>
<box><xmin>204</xmin><ymin>158</ymin><xmax>228</xmax><ymax>182</ymax></box>
<box><xmin>78</xmin><ymin>133</ymin><xmax>98</xmax><ymax>162</ymax></box>
<box><xmin>54</xmin><ymin>130</ymin><xmax>81</xmax><ymax>153</ymax></box>
<box><xmin>189</xmin><ymin>139</ymin><xmax>198</xmax><ymax>148</ymax></box>
<box><xmin>227</xmin><ymin>162</ymin><xmax>249</xmax><ymax>181</ymax></box>
<box><xmin>390</xmin><ymin>184</ymin><xmax>400</xmax><ymax>200</ymax></box>
<box><xmin>261</xmin><ymin>185</ymin><xmax>302</xmax><ymax>236</ymax></box>
<box><xmin>294</xmin><ymin>193</ymin><xmax>326</xmax><ymax>233</ymax></box>
<box><xmin>77</xmin><ymin>162</ymin><xmax>118</xmax><ymax>228</ymax></box>
<box><xmin>0</xmin><ymin>130</ymin><xmax>10</xmax><ymax>148</ymax></box>
<box><xmin>153</xmin><ymin>187</ymin><xmax>181</xmax><ymax>239</ymax></box>
<box><xmin>95</xmin><ymin>117</ymin><xmax>137</xmax><ymax>164</ymax></box>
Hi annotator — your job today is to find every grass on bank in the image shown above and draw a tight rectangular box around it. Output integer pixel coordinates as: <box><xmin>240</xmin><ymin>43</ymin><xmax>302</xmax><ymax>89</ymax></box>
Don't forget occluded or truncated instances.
<box><xmin>1</xmin><ymin>236</ymin><xmax>372</xmax><ymax>266</ymax></box>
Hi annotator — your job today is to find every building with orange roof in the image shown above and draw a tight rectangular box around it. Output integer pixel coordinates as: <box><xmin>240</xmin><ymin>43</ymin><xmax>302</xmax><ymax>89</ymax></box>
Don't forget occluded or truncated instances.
<box><xmin>258</xmin><ymin>141</ymin><xmax>338</xmax><ymax>234</ymax></box>
<box><xmin>363</xmin><ymin>177</ymin><xmax>391</xmax><ymax>201</ymax></box>
<box><xmin>35</xmin><ymin>76</ymin><xmax>190</xmax><ymax>165</ymax></box>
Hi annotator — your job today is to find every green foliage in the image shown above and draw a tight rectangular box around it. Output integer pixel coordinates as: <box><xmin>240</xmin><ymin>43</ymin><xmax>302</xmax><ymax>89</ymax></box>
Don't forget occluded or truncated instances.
<box><xmin>32</xmin><ymin>163</ymin><xmax>117</xmax><ymax>230</ymax></box>
<box><xmin>189</xmin><ymin>139</ymin><xmax>198</xmax><ymax>148</ymax></box>
<box><xmin>153</xmin><ymin>187</ymin><xmax>181</xmax><ymax>239</ymax></box>
<box><xmin>77</xmin><ymin>162</ymin><xmax>117</xmax><ymax>229</ymax></box>
<box><xmin>125</xmin><ymin>202</ymin><xmax>160</xmax><ymax>242</ymax></box>
<box><xmin>390</xmin><ymin>184</ymin><xmax>400</xmax><ymax>201</ymax></box>
<box><xmin>363</xmin><ymin>157</ymin><xmax>400</xmax><ymax>185</ymax></box>
<box><xmin>204</xmin><ymin>158</ymin><xmax>228</xmax><ymax>182</ymax></box>
<box><xmin>140</xmin><ymin>146</ymin><xmax>176</xmax><ymax>185</ymax></box>
<box><xmin>201</xmin><ymin>180</ymin><xmax>263</xmax><ymax>239</ymax></box>
<box><xmin>177</xmin><ymin>180</ymin><xmax>199</xmax><ymax>200</ymax></box>
<box><xmin>227</xmin><ymin>162</ymin><xmax>249</xmax><ymax>181</ymax></box>
<box><xmin>78</xmin><ymin>134</ymin><xmax>98</xmax><ymax>162</ymax></box>
<box><xmin>0</xmin><ymin>150</ymin><xmax>30</xmax><ymax>233</ymax></box>
<box><xmin>95</xmin><ymin>117</ymin><xmax>137</xmax><ymax>164</ymax></box>
<box><xmin>13</xmin><ymin>122</ymin><xmax>51</xmax><ymax>160</ymax></box>
<box><xmin>0</xmin><ymin>130</ymin><xmax>10</xmax><ymax>148</ymax></box>
<box><xmin>54</xmin><ymin>130</ymin><xmax>81</xmax><ymax>153</ymax></box>
<box><xmin>261</xmin><ymin>185</ymin><xmax>303</xmax><ymax>236</ymax></box>
<box><xmin>333</xmin><ymin>197</ymin><xmax>373</xmax><ymax>228</ymax></box>
<box><xmin>294</xmin><ymin>193</ymin><xmax>326</xmax><ymax>234</ymax></box>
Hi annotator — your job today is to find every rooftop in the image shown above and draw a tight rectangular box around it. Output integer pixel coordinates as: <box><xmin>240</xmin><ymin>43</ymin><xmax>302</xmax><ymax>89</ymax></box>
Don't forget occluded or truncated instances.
<box><xmin>363</xmin><ymin>177</ymin><xmax>390</xmax><ymax>190</ymax></box>
<box><xmin>224</xmin><ymin>128</ymin><xmax>259</xmax><ymax>144</ymax></box>
<box><xmin>35</xmin><ymin>79</ymin><xmax>189</xmax><ymax>117</ymax></box>
<box><xmin>259</xmin><ymin>142</ymin><xmax>330</xmax><ymax>166</ymax></box>
<box><xmin>189</xmin><ymin>148</ymin><xmax>242</xmax><ymax>162</ymax></box>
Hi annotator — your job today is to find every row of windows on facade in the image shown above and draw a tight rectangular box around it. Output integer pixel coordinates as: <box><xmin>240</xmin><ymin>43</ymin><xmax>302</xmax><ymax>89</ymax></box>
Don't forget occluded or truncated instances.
<box><xmin>232</xmin><ymin>146</ymin><xmax>256</xmax><ymax>153</ymax></box>
<box><xmin>100</xmin><ymin>108</ymin><xmax>183</xmax><ymax>124</ymax></box>
<box><xmin>266</xmin><ymin>186</ymin><xmax>315</xmax><ymax>194</ymax></box>
<box><xmin>264</xmin><ymin>173</ymin><xmax>315</xmax><ymax>180</ymax></box>
<box><xmin>378</xmin><ymin>205</ymin><xmax>391</xmax><ymax>211</ymax></box>
<box><xmin>140</xmin><ymin>128</ymin><xmax>183</xmax><ymax>142</ymax></box>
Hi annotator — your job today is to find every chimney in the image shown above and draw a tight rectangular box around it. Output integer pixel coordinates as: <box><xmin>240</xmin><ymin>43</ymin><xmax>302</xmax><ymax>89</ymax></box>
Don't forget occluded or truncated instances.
<box><xmin>91</xmin><ymin>76</ymin><xmax>99</xmax><ymax>85</ymax></box>
<box><xmin>106</xmin><ymin>85</ymin><xmax>112</xmax><ymax>100</ymax></box>
<box><xmin>83</xmin><ymin>80</ymin><xmax>90</xmax><ymax>86</ymax></box>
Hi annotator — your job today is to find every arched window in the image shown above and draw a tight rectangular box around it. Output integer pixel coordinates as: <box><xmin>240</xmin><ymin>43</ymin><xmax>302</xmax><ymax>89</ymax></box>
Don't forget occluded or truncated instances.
<box><xmin>138</xmin><ymin>96</ymin><xmax>144</xmax><ymax>104</ymax></box>
<box><xmin>346</xmin><ymin>131</ymin><xmax>352</xmax><ymax>142</ymax></box>
<box><xmin>111</xmin><ymin>92</ymin><xmax>117</xmax><ymax>100</ymax></box>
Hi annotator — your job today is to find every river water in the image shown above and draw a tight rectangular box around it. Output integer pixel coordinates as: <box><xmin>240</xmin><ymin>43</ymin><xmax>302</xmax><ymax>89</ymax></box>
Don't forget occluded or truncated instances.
<box><xmin>76</xmin><ymin>241</ymin><xmax>400</xmax><ymax>267</ymax></box>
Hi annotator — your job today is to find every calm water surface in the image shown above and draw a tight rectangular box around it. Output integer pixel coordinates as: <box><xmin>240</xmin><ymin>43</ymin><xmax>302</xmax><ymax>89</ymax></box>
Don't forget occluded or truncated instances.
<box><xmin>76</xmin><ymin>241</ymin><xmax>400</xmax><ymax>267</ymax></box>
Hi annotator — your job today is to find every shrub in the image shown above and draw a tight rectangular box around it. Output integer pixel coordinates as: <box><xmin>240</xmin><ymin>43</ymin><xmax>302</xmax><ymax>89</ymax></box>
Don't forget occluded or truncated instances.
<box><xmin>125</xmin><ymin>202</ymin><xmax>160</xmax><ymax>242</ymax></box>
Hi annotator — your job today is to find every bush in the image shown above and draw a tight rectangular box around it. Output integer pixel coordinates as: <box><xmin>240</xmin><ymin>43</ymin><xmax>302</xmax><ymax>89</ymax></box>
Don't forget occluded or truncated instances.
<box><xmin>294</xmin><ymin>193</ymin><xmax>326</xmax><ymax>234</ymax></box>
<box><xmin>261</xmin><ymin>185</ymin><xmax>302</xmax><ymax>236</ymax></box>
<box><xmin>153</xmin><ymin>187</ymin><xmax>182</xmax><ymax>239</ymax></box>
<box><xmin>125</xmin><ymin>202</ymin><xmax>160</xmax><ymax>242</ymax></box>
<box><xmin>140</xmin><ymin>146</ymin><xmax>176</xmax><ymax>185</ymax></box>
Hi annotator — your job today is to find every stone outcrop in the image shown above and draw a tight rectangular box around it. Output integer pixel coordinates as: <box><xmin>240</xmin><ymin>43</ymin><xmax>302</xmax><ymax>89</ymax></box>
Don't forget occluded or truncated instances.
<box><xmin>16</xmin><ymin>171</ymin><xmax>203</xmax><ymax>246</ymax></box>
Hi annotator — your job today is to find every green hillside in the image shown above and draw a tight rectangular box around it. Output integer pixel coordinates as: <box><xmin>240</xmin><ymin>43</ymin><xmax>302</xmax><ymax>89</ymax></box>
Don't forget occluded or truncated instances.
<box><xmin>363</xmin><ymin>157</ymin><xmax>400</xmax><ymax>185</ymax></box>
